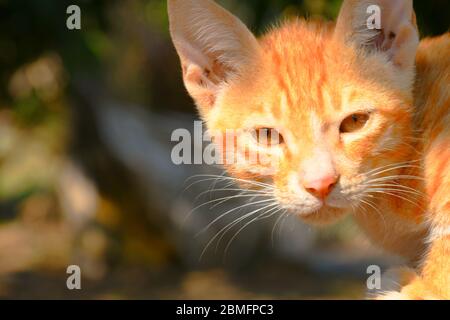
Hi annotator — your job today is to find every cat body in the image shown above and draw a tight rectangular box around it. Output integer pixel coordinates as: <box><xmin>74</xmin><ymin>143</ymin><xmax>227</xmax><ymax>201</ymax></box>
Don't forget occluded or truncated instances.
<box><xmin>168</xmin><ymin>0</ymin><xmax>450</xmax><ymax>299</ymax></box>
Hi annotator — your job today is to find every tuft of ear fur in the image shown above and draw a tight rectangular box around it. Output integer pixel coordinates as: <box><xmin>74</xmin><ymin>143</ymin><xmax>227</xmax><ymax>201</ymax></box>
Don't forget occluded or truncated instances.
<box><xmin>167</xmin><ymin>0</ymin><xmax>260</xmax><ymax>114</ymax></box>
<box><xmin>334</xmin><ymin>0</ymin><xmax>419</xmax><ymax>70</ymax></box>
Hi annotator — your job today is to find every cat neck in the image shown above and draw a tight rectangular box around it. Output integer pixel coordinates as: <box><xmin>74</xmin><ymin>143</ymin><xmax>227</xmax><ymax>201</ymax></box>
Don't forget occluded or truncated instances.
<box><xmin>353</xmin><ymin>160</ymin><xmax>428</xmax><ymax>264</ymax></box>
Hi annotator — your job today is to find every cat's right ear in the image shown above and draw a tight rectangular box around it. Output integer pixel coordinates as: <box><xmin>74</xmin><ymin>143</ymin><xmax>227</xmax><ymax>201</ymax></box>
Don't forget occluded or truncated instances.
<box><xmin>168</xmin><ymin>0</ymin><xmax>260</xmax><ymax>115</ymax></box>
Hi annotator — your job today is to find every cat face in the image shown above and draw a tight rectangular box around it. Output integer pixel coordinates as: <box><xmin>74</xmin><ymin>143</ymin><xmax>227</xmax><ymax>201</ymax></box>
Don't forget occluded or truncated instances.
<box><xmin>168</xmin><ymin>0</ymin><xmax>419</xmax><ymax>225</ymax></box>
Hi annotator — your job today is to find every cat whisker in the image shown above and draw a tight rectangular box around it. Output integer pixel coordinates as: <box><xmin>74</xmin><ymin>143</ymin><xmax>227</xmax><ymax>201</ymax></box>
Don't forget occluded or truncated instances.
<box><xmin>365</xmin><ymin>189</ymin><xmax>424</xmax><ymax>211</ymax></box>
<box><xmin>183</xmin><ymin>175</ymin><xmax>231</xmax><ymax>193</ymax></box>
<box><xmin>183</xmin><ymin>192</ymin><xmax>273</xmax><ymax>225</ymax></box>
<box><xmin>366</xmin><ymin>182</ymin><xmax>425</xmax><ymax>193</ymax></box>
<box><xmin>362</xmin><ymin>159</ymin><xmax>422</xmax><ymax>177</ymax></box>
<box><xmin>199</xmin><ymin>201</ymin><xmax>278</xmax><ymax>261</ymax></box>
<box><xmin>186</xmin><ymin>174</ymin><xmax>275</xmax><ymax>189</ymax></box>
<box><xmin>366</xmin><ymin>188</ymin><xmax>423</xmax><ymax>207</ymax></box>
<box><xmin>366</xmin><ymin>163</ymin><xmax>423</xmax><ymax>179</ymax></box>
<box><xmin>271</xmin><ymin>210</ymin><xmax>289</xmax><ymax>247</ymax></box>
<box><xmin>223</xmin><ymin>205</ymin><xmax>283</xmax><ymax>259</ymax></box>
<box><xmin>206</xmin><ymin>170</ymin><xmax>229</xmax><ymax>200</ymax></box>
<box><xmin>184</xmin><ymin>174</ymin><xmax>275</xmax><ymax>192</ymax></box>
<box><xmin>209</xmin><ymin>192</ymin><xmax>272</xmax><ymax>210</ymax></box>
<box><xmin>366</xmin><ymin>175</ymin><xmax>425</xmax><ymax>184</ymax></box>
<box><xmin>194</xmin><ymin>187</ymin><xmax>272</xmax><ymax>202</ymax></box>
<box><xmin>214</xmin><ymin>205</ymin><xmax>263</xmax><ymax>253</ymax></box>
<box><xmin>364</xmin><ymin>184</ymin><xmax>425</xmax><ymax>198</ymax></box>
<box><xmin>197</xmin><ymin>198</ymin><xmax>276</xmax><ymax>237</ymax></box>
<box><xmin>359</xmin><ymin>196</ymin><xmax>387</xmax><ymax>231</ymax></box>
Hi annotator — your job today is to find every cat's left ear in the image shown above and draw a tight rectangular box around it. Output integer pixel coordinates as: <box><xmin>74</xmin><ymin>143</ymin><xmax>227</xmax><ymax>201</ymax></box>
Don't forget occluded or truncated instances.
<box><xmin>334</xmin><ymin>0</ymin><xmax>419</xmax><ymax>70</ymax></box>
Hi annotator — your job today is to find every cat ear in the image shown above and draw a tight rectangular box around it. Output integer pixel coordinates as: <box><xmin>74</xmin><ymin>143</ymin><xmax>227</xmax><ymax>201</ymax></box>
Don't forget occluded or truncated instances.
<box><xmin>334</xmin><ymin>0</ymin><xmax>419</xmax><ymax>70</ymax></box>
<box><xmin>168</xmin><ymin>0</ymin><xmax>260</xmax><ymax>114</ymax></box>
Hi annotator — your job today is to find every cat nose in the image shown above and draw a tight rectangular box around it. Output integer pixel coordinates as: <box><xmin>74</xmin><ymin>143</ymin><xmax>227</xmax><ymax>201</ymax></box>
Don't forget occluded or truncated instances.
<box><xmin>303</xmin><ymin>174</ymin><xmax>338</xmax><ymax>199</ymax></box>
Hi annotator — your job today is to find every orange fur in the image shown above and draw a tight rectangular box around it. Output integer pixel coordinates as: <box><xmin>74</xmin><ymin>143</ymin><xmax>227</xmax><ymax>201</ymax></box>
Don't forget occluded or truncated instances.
<box><xmin>168</xmin><ymin>0</ymin><xmax>450</xmax><ymax>299</ymax></box>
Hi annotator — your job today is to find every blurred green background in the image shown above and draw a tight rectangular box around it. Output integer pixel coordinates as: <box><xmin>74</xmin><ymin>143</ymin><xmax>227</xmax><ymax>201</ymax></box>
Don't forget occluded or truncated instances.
<box><xmin>0</xmin><ymin>0</ymin><xmax>448</xmax><ymax>299</ymax></box>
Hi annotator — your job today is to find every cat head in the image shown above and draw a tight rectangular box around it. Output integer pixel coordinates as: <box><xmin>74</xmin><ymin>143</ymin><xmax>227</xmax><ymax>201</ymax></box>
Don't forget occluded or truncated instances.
<box><xmin>168</xmin><ymin>0</ymin><xmax>419</xmax><ymax>225</ymax></box>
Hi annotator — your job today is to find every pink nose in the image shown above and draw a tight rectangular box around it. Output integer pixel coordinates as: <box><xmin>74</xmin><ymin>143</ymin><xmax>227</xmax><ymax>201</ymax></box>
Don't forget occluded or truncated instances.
<box><xmin>303</xmin><ymin>175</ymin><xmax>338</xmax><ymax>199</ymax></box>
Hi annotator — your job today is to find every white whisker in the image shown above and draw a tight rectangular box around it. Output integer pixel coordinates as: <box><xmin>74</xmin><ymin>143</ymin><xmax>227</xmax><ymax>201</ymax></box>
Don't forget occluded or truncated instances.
<box><xmin>223</xmin><ymin>205</ymin><xmax>282</xmax><ymax>258</ymax></box>
<box><xmin>199</xmin><ymin>202</ymin><xmax>278</xmax><ymax>260</ymax></box>
<box><xmin>197</xmin><ymin>198</ymin><xmax>276</xmax><ymax>236</ymax></box>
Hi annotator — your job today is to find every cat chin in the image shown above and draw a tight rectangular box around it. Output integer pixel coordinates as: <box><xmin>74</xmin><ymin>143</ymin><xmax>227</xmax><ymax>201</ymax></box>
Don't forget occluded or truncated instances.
<box><xmin>294</xmin><ymin>206</ymin><xmax>348</xmax><ymax>226</ymax></box>
<box><xmin>324</xmin><ymin>199</ymin><xmax>350</xmax><ymax>209</ymax></box>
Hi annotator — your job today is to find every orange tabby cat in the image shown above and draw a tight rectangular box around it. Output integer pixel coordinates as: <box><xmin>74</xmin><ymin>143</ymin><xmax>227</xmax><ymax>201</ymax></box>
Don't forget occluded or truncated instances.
<box><xmin>168</xmin><ymin>0</ymin><xmax>450</xmax><ymax>299</ymax></box>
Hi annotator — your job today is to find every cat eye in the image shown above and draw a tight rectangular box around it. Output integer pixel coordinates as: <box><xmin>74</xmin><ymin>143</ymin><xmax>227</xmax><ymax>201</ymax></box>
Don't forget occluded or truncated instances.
<box><xmin>339</xmin><ymin>113</ymin><xmax>370</xmax><ymax>134</ymax></box>
<box><xmin>252</xmin><ymin>128</ymin><xmax>284</xmax><ymax>146</ymax></box>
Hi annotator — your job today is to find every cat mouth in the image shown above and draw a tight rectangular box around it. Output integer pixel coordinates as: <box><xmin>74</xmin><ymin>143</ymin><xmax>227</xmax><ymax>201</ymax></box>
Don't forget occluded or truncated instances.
<box><xmin>276</xmin><ymin>192</ymin><xmax>351</xmax><ymax>217</ymax></box>
<box><xmin>286</xmin><ymin>199</ymin><xmax>348</xmax><ymax>218</ymax></box>
<box><xmin>284</xmin><ymin>201</ymin><xmax>326</xmax><ymax>217</ymax></box>
<box><xmin>289</xmin><ymin>202</ymin><xmax>348</xmax><ymax>225</ymax></box>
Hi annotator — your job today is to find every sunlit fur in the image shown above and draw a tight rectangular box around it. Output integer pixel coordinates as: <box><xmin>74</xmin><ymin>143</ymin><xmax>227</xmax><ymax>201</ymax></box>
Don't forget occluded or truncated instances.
<box><xmin>169</xmin><ymin>0</ymin><xmax>450</xmax><ymax>299</ymax></box>
<box><xmin>389</xmin><ymin>34</ymin><xmax>450</xmax><ymax>300</ymax></box>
